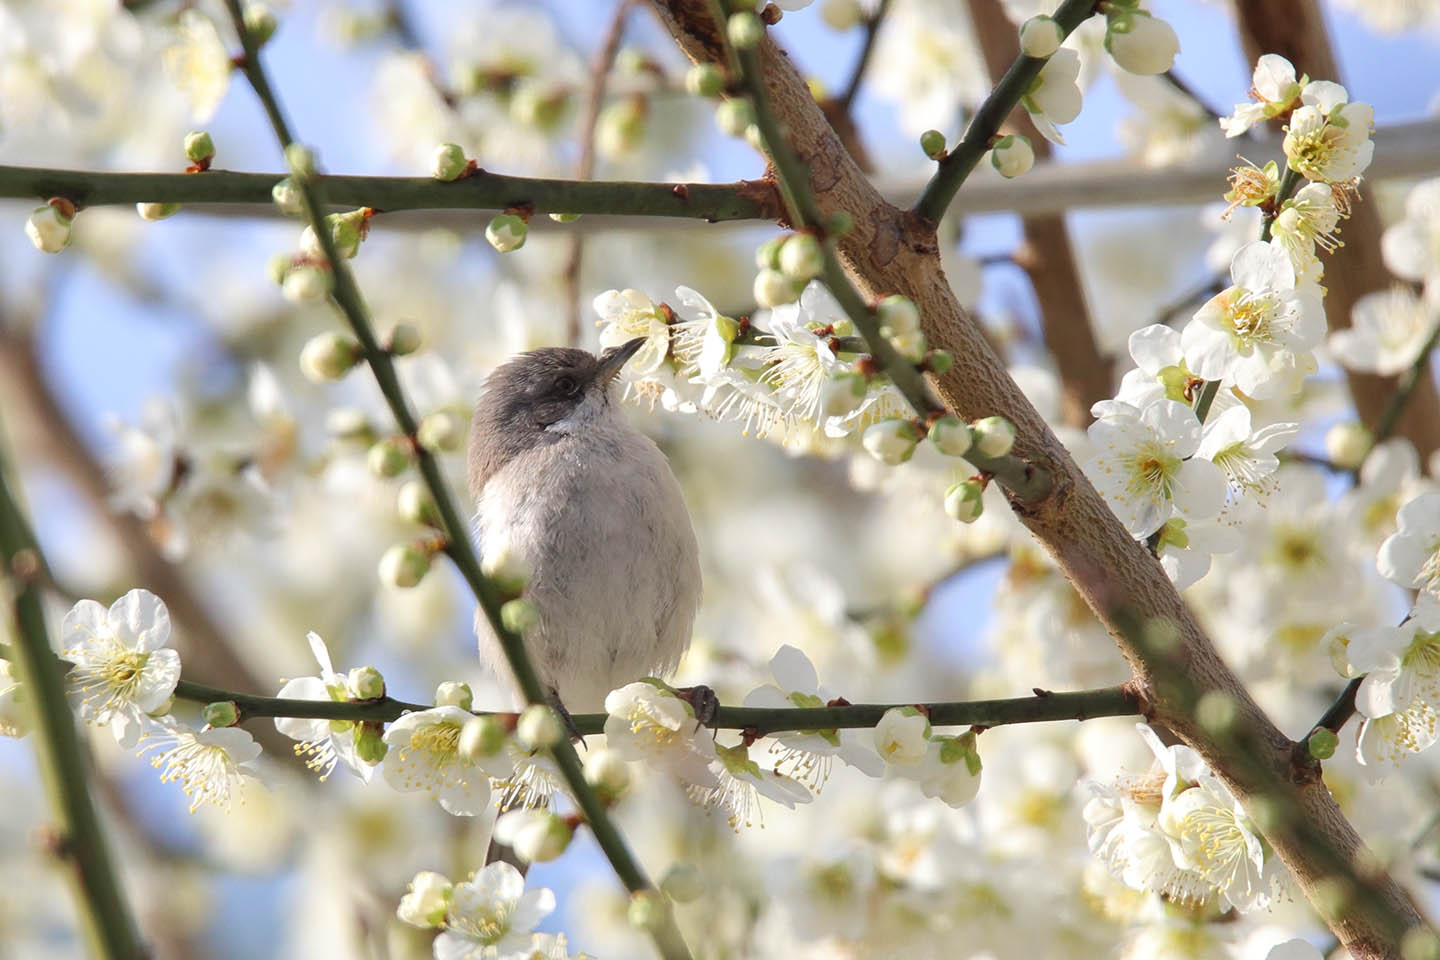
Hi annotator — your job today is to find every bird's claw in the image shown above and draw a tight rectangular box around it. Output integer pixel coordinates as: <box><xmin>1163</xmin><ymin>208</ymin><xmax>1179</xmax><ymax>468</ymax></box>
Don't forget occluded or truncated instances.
<box><xmin>675</xmin><ymin>684</ymin><xmax>720</xmax><ymax>727</ymax></box>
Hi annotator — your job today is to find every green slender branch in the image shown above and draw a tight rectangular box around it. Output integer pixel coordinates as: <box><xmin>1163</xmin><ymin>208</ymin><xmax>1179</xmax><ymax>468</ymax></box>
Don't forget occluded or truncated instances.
<box><xmin>912</xmin><ymin>0</ymin><xmax>1098</xmax><ymax>223</ymax></box>
<box><xmin>734</xmin><ymin>42</ymin><xmax>1052</xmax><ymax>502</ymax></box>
<box><xmin>0</xmin><ymin>164</ymin><xmax>779</xmax><ymax>222</ymax></box>
<box><xmin>3</xmin><ymin>643</ymin><xmax>1134</xmax><ymax>735</ymax></box>
<box><xmin>1259</xmin><ymin>166</ymin><xmax>1301</xmax><ymax>243</ymax></box>
<box><xmin>836</xmin><ymin>0</ymin><xmax>892</xmax><ymax>113</ymax></box>
<box><xmin>0</xmin><ymin>433</ymin><xmax>144</xmax><ymax>959</ymax></box>
<box><xmin>219</xmin><ymin>7</ymin><xmax>691</xmax><ymax>959</ymax></box>
<box><xmin>1365</xmin><ymin>320</ymin><xmax>1440</xmax><ymax>456</ymax></box>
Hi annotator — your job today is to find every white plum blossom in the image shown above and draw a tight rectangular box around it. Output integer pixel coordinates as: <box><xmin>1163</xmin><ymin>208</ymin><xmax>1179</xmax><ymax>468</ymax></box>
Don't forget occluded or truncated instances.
<box><xmin>1219</xmin><ymin>54</ymin><xmax>1303</xmax><ymax>138</ymax></box>
<box><xmin>603</xmin><ymin>681</ymin><xmax>717</xmax><ymax>786</ymax></box>
<box><xmin>139</xmin><ymin>717</ymin><xmax>265</xmax><ymax>813</ymax></box>
<box><xmin>1181</xmin><ymin>241</ymin><xmax>1326</xmax><ymax>398</ymax></box>
<box><xmin>915</xmin><ymin>734</ymin><xmax>982</xmax><ymax>807</ymax></box>
<box><xmin>670</xmin><ymin>285</ymin><xmax>737</xmax><ymax>381</ymax></box>
<box><xmin>1195</xmin><ymin>405</ymin><xmax>1299</xmax><ymax>502</ymax></box>
<box><xmin>691</xmin><ymin>742</ymin><xmax>812</xmax><ymax>828</ymax></box>
<box><xmin>105</xmin><ymin>398</ymin><xmax>184</xmax><ymax>521</ymax></box>
<box><xmin>759</xmin><ymin>285</ymin><xmax>848</xmax><ymax>428</ymax></box>
<box><xmin>161</xmin><ymin>9</ymin><xmax>233</xmax><ymax>122</ymax></box>
<box><xmin>0</xmin><ymin>659</ymin><xmax>29</xmax><ymax>739</ymax></box>
<box><xmin>396</xmin><ymin>870</ymin><xmax>453</xmax><ymax>928</ymax></box>
<box><xmin>1104</xmin><ymin>10</ymin><xmax>1180</xmax><ymax>77</ymax></box>
<box><xmin>1283</xmin><ymin>83</ymin><xmax>1375</xmax><ymax>184</ymax></box>
<box><xmin>770</xmin><ymin>848</ymin><xmax>876</xmax><ymax>941</ymax></box>
<box><xmin>1021</xmin><ymin>47</ymin><xmax>1083</xmax><ymax>144</ymax></box>
<box><xmin>1083</xmin><ymin>399</ymin><xmax>1228</xmax><ymax>539</ymax></box>
<box><xmin>382</xmin><ymin>706</ymin><xmax>509</xmax><ymax>815</ymax></box>
<box><xmin>272</xmin><ymin>632</ymin><xmax>374</xmax><ymax>783</ymax></box>
<box><xmin>62</xmin><ymin>590</ymin><xmax>181</xmax><ymax>747</ymax></box>
<box><xmin>874</xmin><ymin>706</ymin><xmax>930</xmax><ymax>765</ymax></box>
<box><xmin>431</xmin><ymin>863</ymin><xmax>556</xmax><ymax>960</ymax></box>
<box><xmin>742</xmin><ymin>645</ymin><xmax>883</xmax><ymax>790</ymax></box>
<box><xmin>1268</xmin><ymin>181</ymin><xmax>1343</xmax><ymax>286</ymax></box>
<box><xmin>1345</xmin><ymin>599</ymin><xmax>1440</xmax><ymax>771</ymax></box>
<box><xmin>1381</xmin><ymin>178</ymin><xmax>1440</xmax><ymax>287</ymax></box>
<box><xmin>593</xmin><ymin>289</ymin><xmax>670</xmax><ymax>376</ymax></box>
<box><xmin>1330</xmin><ymin>286</ymin><xmax>1438</xmax><ymax>377</ymax></box>
<box><xmin>1378</xmin><ymin>493</ymin><xmax>1440</xmax><ymax>596</ymax></box>
<box><xmin>1155</xmin><ymin>507</ymin><xmax>1246</xmax><ymax>590</ymax></box>
<box><xmin>868</xmin><ymin>0</ymin><xmax>988</xmax><ymax>137</ymax></box>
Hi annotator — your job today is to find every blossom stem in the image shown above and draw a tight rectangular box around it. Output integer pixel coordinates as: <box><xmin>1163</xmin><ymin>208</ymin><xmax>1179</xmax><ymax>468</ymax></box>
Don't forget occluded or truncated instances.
<box><xmin>911</xmin><ymin>0</ymin><xmax>1098</xmax><ymax>224</ymax></box>
<box><xmin>0</xmin><ymin>434</ymin><xmax>144</xmax><ymax>959</ymax></box>
<box><xmin>1366</xmin><ymin>319</ymin><xmax>1440</xmax><ymax>455</ymax></box>
<box><xmin>734</xmin><ymin>42</ymin><xmax>1052</xmax><ymax>501</ymax></box>
<box><xmin>1259</xmin><ymin>164</ymin><xmax>1302</xmax><ymax>242</ymax></box>
<box><xmin>0</xmin><ymin>164</ymin><xmax>780</xmax><ymax>223</ymax></box>
<box><xmin>221</xmin><ymin>7</ymin><xmax>693</xmax><ymax>958</ymax></box>
<box><xmin>836</xmin><ymin>0</ymin><xmax>893</xmax><ymax>113</ymax></box>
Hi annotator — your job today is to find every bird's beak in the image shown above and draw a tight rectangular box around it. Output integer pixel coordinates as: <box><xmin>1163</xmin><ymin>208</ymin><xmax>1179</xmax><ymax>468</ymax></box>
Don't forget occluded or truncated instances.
<box><xmin>596</xmin><ymin>337</ymin><xmax>647</xmax><ymax>383</ymax></box>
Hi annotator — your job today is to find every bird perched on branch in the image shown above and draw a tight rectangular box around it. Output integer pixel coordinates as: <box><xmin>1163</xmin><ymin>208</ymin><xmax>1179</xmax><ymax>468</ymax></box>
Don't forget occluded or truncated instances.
<box><xmin>467</xmin><ymin>338</ymin><xmax>703</xmax><ymax>717</ymax></box>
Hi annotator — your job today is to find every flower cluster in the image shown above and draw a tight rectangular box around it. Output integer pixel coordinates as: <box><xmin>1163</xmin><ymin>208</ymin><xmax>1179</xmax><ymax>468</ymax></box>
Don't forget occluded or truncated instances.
<box><xmin>395</xmin><ymin>862</ymin><xmax>576</xmax><ymax>960</ymax></box>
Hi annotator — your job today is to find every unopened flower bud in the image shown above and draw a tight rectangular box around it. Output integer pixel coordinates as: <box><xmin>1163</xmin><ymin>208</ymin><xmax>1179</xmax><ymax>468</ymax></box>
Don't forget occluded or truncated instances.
<box><xmin>396</xmin><ymin>871</ymin><xmax>452</xmax><ymax>928</ymax></box>
<box><xmin>627</xmin><ymin>890</ymin><xmax>668</xmax><ymax>932</ymax></box>
<box><xmin>348</xmin><ymin>665</ymin><xmax>386</xmax><ymax>699</ymax></box>
<box><xmin>990</xmin><ymin>134</ymin><xmax>1035</xmax><ymax>178</ymax></box>
<box><xmin>925</xmin><ymin>349</ymin><xmax>954</xmax><ymax>374</ymax></box>
<box><xmin>136</xmin><ymin>202</ymin><xmax>181</xmax><ymax>221</ymax></box>
<box><xmin>753</xmin><ymin>268</ymin><xmax>799</xmax><ymax>308</ymax></box>
<box><xmin>727</xmin><ymin>11</ymin><xmax>764</xmax><ymax>49</ymax></box>
<box><xmin>482</xmin><ymin>542</ymin><xmax>532</xmax><ymax>595</ymax></box>
<box><xmin>325</xmin><ymin>407</ymin><xmax>373</xmax><ymax>442</ymax></box>
<box><xmin>270</xmin><ymin>176</ymin><xmax>304</xmax><ymax>215</ymax></box>
<box><xmin>889</xmin><ymin>329</ymin><xmax>927</xmax><ymax>362</ymax></box>
<box><xmin>266</xmin><ymin>252</ymin><xmax>292</xmax><ymax>285</ymax></box>
<box><xmin>827</xmin><ymin>210</ymin><xmax>854</xmax><ymax>236</ymax></box>
<box><xmin>715</xmin><ymin>98</ymin><xmax>755</xmax><ymax>137</ymax></box>
<box><xmin>1325</xmin><ymin>421</ymin><xmax>1371</xmax><ymax>470</ymax></box>
<box><xmin>285</xmin><ymin>143</ymin><xmax>316</xmax><ymax>180</ymax></box>
<box><xmin>548</xmin><ymin>212</ymin><xmax>581</xmax><ymax>223</ymax></box>
<box><xmin>184</xmin><ymin>130</ymin><xmax>215</xmax><ymax>165</ymax></box>
<box><xmin>353</xmin><ymin>722</ymin><xmax>388</xmax><ymax>764</ymax></box>
<box><xmin>874</xmin><ymin>706</ymin><xmax>930</xmax><ymax>764</ymax></box>
<box><xmin>944</xmin><ymin>479</ymin><xmax>985</xmax><ymax>523</ymax></box>
<box><xmin>778</xmin><ymin>233</ymin><xmax>824</xmax><ymax>282</ymax></box>
<box><xmin>972</xmin><ymin>416</ymin><xmax>1016</xmax><ymax>457</ymax></box>
<box><xmin>861</xmin><ymin>419</ymin><xmax>921</xmax><ymax>465</ymax></box>
<box><xmin>929</xmin><ymin>416</ymin><xmax>972</xmax><ymax>457</ymax></box>
<box><xmin>315</xmin><ymin>208</ymin><xmax>371</xmax><ymax>259</ymax></box>
<box><xmin>1105</xmin><ymin>10</ymin><xmax>1180</xmax><ymax>76</ymax></box>
<box><xmin>877</xmin><ymin>295</ymin><xmax>920</xmax><ymax>335</ymax></box>
<box><xmin>754</xmin><ymin>235</ymin><xmax>785</xmax><ymax>271</ymax></box>
<box><xmin>501</xmin><ymin>598</ymin><xmax>538</xmax><ymax>633</ymax></box>
<box><xmin>596</xmin><ymin>97</ymin><xmax>647</xmax><ymax>157</ymax></box>
<box><xmin>685</xmin><ymin>63</ymin><xmax>725</xmax><ymax>97</ymax></box>
<box><xmin>379</xmin><ymin>543</ymin><xmax>430</xmax><ymax>588</ymax></box>
<box><xmin>387</xmin><ymin>322</ymin><xmax>422</xmax><ymax>356</ymax></box>
<box><xmin>1308</xmin><ymin>727</ymin><xmax>1338</xmax><ymax>760</ymax></box>
<box><xmin>510</xmin><ymin>84</ymin><xmax>569</xmax><ymax>131</ymax></box>
<box><xmin>299</xmin><ymin>331</ymin><xmax>360</xmax><ymax>382</ymax></box>
<box><xmin>281</xmin><ymin>263</ymin><xmax>332</xmax><ymax>303</ymax></box>
<box><xmin>243</xmin><ymin>3</ymin><xmax>278</xmax><ymax>45</ymax></box>
<box><xmin>26</xmin><ymin>204</ymin><xmax>73</xmax><ymax>253</ymax></box>
<box><xmin>459</xmin><ymin>714</ymin><xmax>509</xmax><ymax>762</ymax></box>
<box><xmin>434</xmin><ymin>680</ymin><xmax>473</xmax><ymax>711</ymax></box>
<box><xmin>495</xmin><ymin>809</ymin><xmax>572</xmax><ymax>862</ymax></box>
<box><xmin>583</xmin><ymin>747</ymin><xmax>632</xmax><ymax>802</ymax></box>
<box><xmin>822</xmin><ymin>0</ymin><xmax>863</xmax><ymax>31</ymax></box>
<box><xmin>820</xmin><ymin>372</ymin><xmax>868</xmax><ymax>418</ymax></box>
<box><xmin>432</xmin><ymin>143</ymin><xmax>468</xmax><ymax>181</ymax></box>
<box><xmin>486</xmin><ymin>214</ymin><xmax>528</xmax><ymax>253</ymax></box>
<box><xmin>203</xmin><ymin>701</ymin><xmax>239</xmax><ymax>728</ymax></box>
<box><xmin>1019</xmin><ymin>15</ymin><xmax>1063</xmax><ymax>58</ymax></box>
<box><xmin>418</xmin><ymin>410</ymin><xmax>463</xmax><ymax>452</ymax></box>
<box><xmin>397</xmin><ymin>480</ymin><xmax>440</xmax><ymax>527</ymax></box>
<box><xmin>368</xmin><ymin>437</ymin><xmax>412</xmax><ymax>478</ymax></box>
<box><xmin>920</xmin><ymin>129</ymin><xmax>946</xmax><ymax>160</ymax></box>
<box><xmin>516</xmin><ymin>704</ymin><xmax>565</xmax><ymax>750</ymax></box>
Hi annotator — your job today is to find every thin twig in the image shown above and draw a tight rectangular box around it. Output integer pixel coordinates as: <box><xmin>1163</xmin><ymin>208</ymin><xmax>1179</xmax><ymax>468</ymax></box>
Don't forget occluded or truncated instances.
<box><xmin>1159</xmin><ymin>69</ymin><xmax>1225</xmax><ymax>121</ymax></box>
<box><xmin>0</xmin><ymin>164</ymin><xmax>780</xmax><ymax>223</ymax></box>
<box><xmin>220</xmin><ymin>5</ymin><xmax>692</xmax><ymax>957</ymax></box>
<box><xmin>837</xmin><ymin>0</ymin><xmax>892</xmax><ymax>113</ymax></box>
<box><xmin>0</xmin><ymin>428</ymin><xmax>144</xmax><ymax>960</ymax></box>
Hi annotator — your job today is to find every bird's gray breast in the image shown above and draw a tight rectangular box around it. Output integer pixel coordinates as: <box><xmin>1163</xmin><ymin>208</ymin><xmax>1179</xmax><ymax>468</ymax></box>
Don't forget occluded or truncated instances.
<box><xmin>473</xmin><ymin>421</ymin><xmax>700</xmax><ymax>712</ymax></box>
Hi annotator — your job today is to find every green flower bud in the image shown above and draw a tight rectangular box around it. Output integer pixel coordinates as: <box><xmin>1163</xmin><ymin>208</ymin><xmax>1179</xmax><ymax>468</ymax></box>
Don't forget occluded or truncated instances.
<box><xmin>972</xmin><ymin>416</ymin><xmax>1017</xmax><ymax>457</ymax></box>
<box><xmin>1019</xmin><ymin>15</ymin><xmax>1063</xmax><ymax>58</ymax></box>
<box><xmin>432</xmin><ymin>143</ymin><xmax>469</xmax><ymax>181</ymax></box>
<box><xmin>387</xmin><ymin>322</ymin><xmax>423</xmax><ymax>356</ymax></box>
<box><xmin>826</xmin><ymin>210</ymin><xmax>854</xmax><ymax>236</ymax></box>
<box><xmin>753</xmin><ymin>268</ymin><xmax>799</xmax><ymax>308</ymax></box>
<box><xmin>136</xmin><ymin>202</ymin><xmax>182</xmax><ymax>221</ymax></box>
<box><xmin>348</xmin><ymin>665</ymin><xmax>386</xmax><ymax>700</ymax></box>
<box><xmin>929</xmin><ymin>416</ymin><xmax>973</xmax><ymax>457</ymax></box>
<box><xmin>417</xmin><ymin>410</ymin><xmax>463</xmax><ymax>452</ymax></box>
<box><xmin>926</xmin><ymin>349</ymin><xmax>954</xmax><ymax>374</ymax></box>
<box><xmin>353</xmin><ymin>723</ymin><xmax>388</xmax><ymax>764</ymax></box>
<box><xmin>861</xmin><ymin>419</ymin><xmax>921</xmax><ymax>466</ymax></box>
<box><xmin>685</xmin><ymin>63</ymin><xmax>725</xmax><ymax>98</ymax></box>
<box><xmin>548</xmin><ymin>212</ymin><xmax>581</xmax><ymax>223</ymax></box>
<box><xmin>820</xmin><ymin>372</ymin><xmax>868</xmax><ymax>418</ymax></box>
<box><xmin>516</xmin><ymin>704</ymin><xmax>565</xmax><ymax>750</ymax></box>
<box><xmin>481</xmin><ymin>542</ymin><xmax>532</xmax><ymax>596</ymax></box>
<box><xmin>715</xmin><ymin>98</ymin><xmax>755</xmax><ymax>137</ymax></box>
<box><xmin>242</xmin><ymin>3</ymin><xmax>278</xmax><ymax>45</ymax></box>
<box><xmin>378</xmin><ymin>543</ymin><xmax>430</xmax><ymax>588</ymax></box>
<box><xmin>325</xmin><ymin>407</ymin><xmax>373</xmax><ymax>443</ymax></box>
<box><xmin>285</xmin><ymin>143</ymin><xmax>316</xmax><ymax>180</ymax></box>
<box><xmin>920</xmin><ymin>129</ymin><xmax>946</xmax><ymax>160</ymax></box>
<box><xmin>281</xmin><ymin>263</ymin><xmax>332</xmax><ymax>303</ymax></box>
<box><xmin>661</xmin><ymin>863</ymin><xmax>705</xmax><ymax>902</ymax></box>
<box><xmin>486</xmin><ymin>214</ymin><xmax>528</xmax><ymax>253</ymax></box>
<box><xmin>627</xmin><ymin>890</ymin><xmax>668</xmax><ymax>932</ymax></box>
<box><xmin>944</xmin><ymin>479</ymin><xmax>985</xmax><ymax>523</ymax></box>
<box><xmin>271</xmin><ymin>177</ymin><xmax>304</xmax><ymax>216</ymax></box>
<box><xmin>778</xmin><ymin>233</ymin><xmax>824</xmax><ymax>282</ymax></box>
<box><xmin>367</xmin><ymin>437</ymin><xmax>412</xmax><ymax>478</ymax></box>
<box><xmin>727</xmin><ymin>11</ymin><xmax>764</xmax><ymax>49</ymax></box>
<box><xmin>266</xmin><ymin>252</ymin><xmax>292</xmax><ymax>285</ymax></box>
<box><xmin>990</xmin><ymin>134</ymin><xmax>1035</xmax><ymax>179</ymax></box>
<box><xmin>434</xmin><ymin>680</ymin><xmax>473</xmax><ymax>711</ymax></box>
<box><xmin>877</xmin><ymin>294</ymin><xmax>920</xmax><ymax>335</ymax></box>
<box><xmin>26</xmin><ymin>203</ymin><xmax>73</xmax><ymax>253</ymax></box>
<box><xmin>1325</xmin><ymin>421</ymin><xmax>1371</xmax><ymax>470</ymax></box>
<box><xmin>184</xmin><ymin>130</ymin><xmax>215</xmax><ymax>165</ymax></box>
<box><xmin>821</xmin><ymin>0</ymin><xmax>863</xmax><ymax>31</ymax></box>
<box><xmin>299</xmin><ymin>331</ymin><xmax>361</xmax><ymax>382</ymax></box>
<box><xmin>754</xmin><ymin>234</ymin><xmax>785</xmax><ymax>271</ymax></box>
<box><xmin>1308</xmin><ymin>728</ymin><xmax>1338</xmax><ymax>760</ymax></box>
<box><xmin>501</xmin><ymin>598</ymin><xmax>538</xmax><ymax>633</ymax></box>
<box><xmin>203</xmin><ymin>701</ymin><xmax>240</xmax><ymax>728</ymax></box>
<box><xmin>583</xmin><ymin>747</ymin><xmax>632</xmax><ymax>802</ymax></box>
<box><xmin>459</xmin><ymin>714</ymin><xmax>509</xmax><ymax>762</ymax></box>
<box><xmin>397</xmin><ymin>480</ymin><xmax>441</xmax><ymax>527</ymax></box>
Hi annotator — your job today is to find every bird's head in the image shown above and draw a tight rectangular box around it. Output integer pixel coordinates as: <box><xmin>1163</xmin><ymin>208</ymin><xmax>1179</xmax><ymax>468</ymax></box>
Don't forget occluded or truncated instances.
<box><xmin>467</xmin><ymin>338</ymin><xmax>647</xmax><ymax>496</ymax></box>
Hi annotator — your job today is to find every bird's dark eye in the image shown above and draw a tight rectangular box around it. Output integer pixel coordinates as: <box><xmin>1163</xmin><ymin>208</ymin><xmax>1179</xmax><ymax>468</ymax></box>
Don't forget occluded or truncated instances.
<box><xmin>554</xmin><ymin>375</ymin><xmax>579</xmax><ymax>397</ymax></box>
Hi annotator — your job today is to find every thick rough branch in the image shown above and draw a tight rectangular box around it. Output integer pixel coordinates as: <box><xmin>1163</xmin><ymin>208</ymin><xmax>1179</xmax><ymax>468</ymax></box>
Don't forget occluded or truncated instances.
<box><xmin>649</xmin><ymin>2</ymin><xmax>1427</xmax><ymax>955</ymax></box>
<box><xmin>0</xmin><ymin>164</ymin><xmax>781</xmax><ymax>223</ymax></box>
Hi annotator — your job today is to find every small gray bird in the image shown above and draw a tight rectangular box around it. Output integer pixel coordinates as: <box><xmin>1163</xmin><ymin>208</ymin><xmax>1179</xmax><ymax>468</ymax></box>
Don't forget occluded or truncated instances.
<box><xmin>467</xmin><ymin>338</ymin><xmax>702</xmax><ymax>715</ymax></box>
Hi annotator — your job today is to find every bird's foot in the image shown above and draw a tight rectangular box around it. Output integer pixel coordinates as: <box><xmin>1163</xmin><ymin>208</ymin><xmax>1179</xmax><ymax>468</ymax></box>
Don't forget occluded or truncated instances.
<box><xmin>545</xmin><ymin>689</ymin><xmax>586</xmax><ymax>746</ymax></box>
<box><xmin>675</xmin><ymin>684</ymin><xmax>720</xmax><ymax>726</ymax></box>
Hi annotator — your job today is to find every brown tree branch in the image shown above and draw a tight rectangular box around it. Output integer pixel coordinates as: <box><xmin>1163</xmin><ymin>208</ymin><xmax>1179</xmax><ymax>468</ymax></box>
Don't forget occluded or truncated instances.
<box><xmin>1234</xmin><ymin>0</ymin><xmax>1440</xmax><ymax>461</ymax></box>
<box><xmin>648</xmin><ymin>2</ymin><xmax>1429</xmax><ymax>954</ymax></box>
